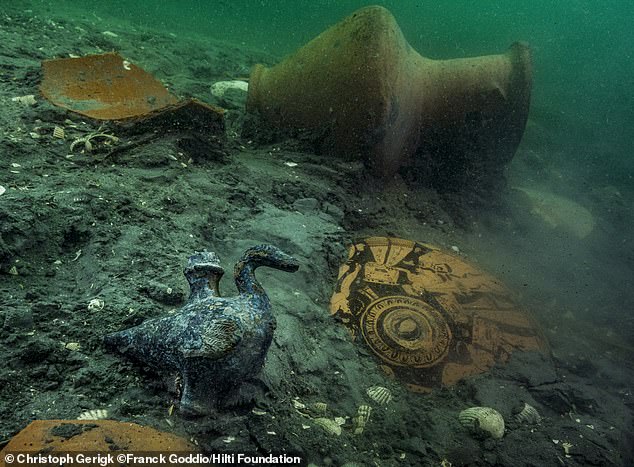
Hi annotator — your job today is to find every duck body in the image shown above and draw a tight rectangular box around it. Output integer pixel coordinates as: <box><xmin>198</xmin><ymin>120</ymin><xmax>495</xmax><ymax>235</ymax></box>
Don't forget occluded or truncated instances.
<box><xmin>104</xmin><ymin>245</ymin><xmax>299</xmax><ymax>415</ymax></box>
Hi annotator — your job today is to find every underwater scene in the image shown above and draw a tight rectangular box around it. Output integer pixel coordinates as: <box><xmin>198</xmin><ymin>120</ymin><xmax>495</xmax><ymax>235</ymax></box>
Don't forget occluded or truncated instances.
<box><xmin>1</xmin><ymin>0</ymin><xmax>632</xmax><ymax>466</ymax></box>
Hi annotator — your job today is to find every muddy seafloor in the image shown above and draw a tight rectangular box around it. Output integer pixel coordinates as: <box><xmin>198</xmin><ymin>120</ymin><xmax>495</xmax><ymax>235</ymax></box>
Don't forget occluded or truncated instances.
<box><xmin>1</xmin><ymin>3</ymin><xmax>633</xmax><ymax>467</ymax></box>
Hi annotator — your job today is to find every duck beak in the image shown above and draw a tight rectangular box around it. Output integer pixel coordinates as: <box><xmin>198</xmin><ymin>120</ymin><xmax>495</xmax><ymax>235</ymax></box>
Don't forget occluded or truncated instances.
<box><xmin>279</xmin><ymin>255</ymin><xmax>300</xmax><ymax>272</ymax></box>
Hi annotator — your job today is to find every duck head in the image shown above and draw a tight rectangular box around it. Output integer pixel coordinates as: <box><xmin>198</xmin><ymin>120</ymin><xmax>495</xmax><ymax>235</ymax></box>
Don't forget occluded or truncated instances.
<box><xmin>234</xmin><ymin>245</ymin><xmax>299</xmax><ymax>297</ymax></box>
<box><xmin>238</xmin><ymin>245</ymin><xmax>300</xmax><ymax>272</ymax></box>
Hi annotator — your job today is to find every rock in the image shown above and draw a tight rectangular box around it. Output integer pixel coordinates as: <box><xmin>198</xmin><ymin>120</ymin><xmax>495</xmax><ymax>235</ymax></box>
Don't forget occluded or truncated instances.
<box><xmin>3</xmin><ymin>307</ymin><xmax>34</xmax><ymax>331</ymax></box>
<box><xmin>293</xmin><ymin>197</ymin><xmax>319</xmax><ymax>213</ymax></box>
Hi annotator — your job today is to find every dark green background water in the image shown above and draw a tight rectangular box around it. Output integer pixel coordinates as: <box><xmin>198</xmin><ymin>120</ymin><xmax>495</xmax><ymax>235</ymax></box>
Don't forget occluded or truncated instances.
<box><xmin>49</xmin><ymin>0</ymin><xmax>631</xmax><ymax>155</ymax></box>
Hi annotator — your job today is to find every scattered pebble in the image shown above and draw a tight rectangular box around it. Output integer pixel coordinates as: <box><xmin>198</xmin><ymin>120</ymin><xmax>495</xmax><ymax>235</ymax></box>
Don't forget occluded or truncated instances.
<box><xmin>11</xmin><ymin>95</ymin><xmax>36</xmax><ymax>106</ymax></box>
<box><xmin>87</xmin><ymin>298</ymin><xmax>105</xmax><ymax>312</ymax></box>
<box><xmin>64</xmin><ymin>342</ymin><xmax>81</xmax><ymax>351</ymax></box>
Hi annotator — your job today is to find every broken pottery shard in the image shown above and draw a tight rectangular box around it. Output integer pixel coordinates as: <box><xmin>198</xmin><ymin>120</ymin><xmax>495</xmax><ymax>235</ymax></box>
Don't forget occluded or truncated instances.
<box><xmin>40</xmin><ymin>52</ymin><xmax>179</xmax><ymax>120</ymax></box>
<box><xmin>39</xmin><ymin>52</ymin><xmax>224</xmax><ymax>145</ymax></box>
<box><xmin>330</xmin><ymin>236</ymin><xmax>548</xmax><ymax>393</ymax></box>
<box><xmin>0</xmin><ymin>420</ymin><xmax>195</xmax><ymax>455</ymax></box>
<box><xmin>104</xmin><ymin>246</ymin><xmax>299</xmax><ymax>416</ymax></box>
<box><xmin>247</xmin><ymin>6</ymin><xmax>531</xmax><ymax>186</ymax></box>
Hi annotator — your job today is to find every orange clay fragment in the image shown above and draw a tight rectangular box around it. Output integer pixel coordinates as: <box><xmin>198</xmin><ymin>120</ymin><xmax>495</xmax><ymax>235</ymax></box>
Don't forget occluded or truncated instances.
<box><xmin>40</xmin><ymin>52</ymin><xmax>179</xmax><ymax>120</ymax></box>
<box><xmin>0</xmin><ymin>420</ymin><xmax>196</xmax><ymax>465</ymax></box>
<box><xmin>330</xmin><ymin>237</ymin><xmax>548</xmax><ymax>393</ymax></box>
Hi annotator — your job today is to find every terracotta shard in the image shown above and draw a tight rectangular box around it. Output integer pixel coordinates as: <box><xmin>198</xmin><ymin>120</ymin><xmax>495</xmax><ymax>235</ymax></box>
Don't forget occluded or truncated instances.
<box><xmin>0</xmin><ymin>420</ymin><xmax>196</xmax><ymax>462</ymax></box>
<box><xmin>40</xmin><ymin>52</ymin><xmax>180</xmax><ymax>120</ymax></box>
<box><xmin>247</xmin><ymin>6</ymin><xmax>532</xmax><ymax>181</ymax></box>
<box><xmin>39</xmin><ymin>52</ymin><xmax>225</xmax><ymax>150</ymax></box>
<box><xmin>329</xmin><ymin>237</ymin><xmax>548</xmax><ymax>392</ymax></box>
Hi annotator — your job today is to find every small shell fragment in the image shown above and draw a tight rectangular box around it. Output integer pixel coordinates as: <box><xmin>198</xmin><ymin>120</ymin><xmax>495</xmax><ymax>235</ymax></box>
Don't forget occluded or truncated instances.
<box><xmin>11</xmin><ymin>95</ymin><xmax>37</xmax><ymax>106</ymax></box>
<box><xmin>284</xmin><ymin>162</ymin><xmax>298</xmax><ymax>167</ymax></box>
<box><xmin>0</xmin><ymin>186</ymin><xmax>5</xmax><ymax>196</ymax></box>
<box><xmin>458</xmin><ymin>407</ymin><xmax>505</xmax><ymax>439</ymax></box>
<box><xmin>353</xmin><ymin>405</ymin><xmax>372</xmax><ymax>435</ymax></box>
<box><xmin>515</xmin><ymin>402</ymin><xmax>542</xmax><ymax>425</ymax></box>
<box><xmin>310</xmin><ymin>402</ymin><xmax>328</xmax><ymax>416</ymax></box>
<box><xmin>77</xmin><ymin>409</ymin><xmax>108</xmax><ymax>420</ymax></box>
<box><xmin>53</xmin><ymin>126</ymin><xmax>65</xmax><ymax>139</ymax></box>
<box><xmin>367</xmin><ymin>386</ymin><xmax>392</xmax><ymax>405</ymax></box>
<box><xmin>562</xmin><ymin>442</ymin><xmax>573</xmax><ymax>456</ymax></box>
<box><xmin>292</xmin><ymin>398</ymin><xmax>306</xmax><ymax>410</ymax></box>
<box><xmin>87</xmin><ymin>298</ymin><xmax>105</xmax><ymax>312</ymax></box>
<box><xmin>313</xmin><ymin>417</ymin><xmax>342</xmax><ymax>436</ymax></box>
<box><xmin>64</xmin><ymin>342</ymin><xmax>81</xmax><ymax>351</ymax></box>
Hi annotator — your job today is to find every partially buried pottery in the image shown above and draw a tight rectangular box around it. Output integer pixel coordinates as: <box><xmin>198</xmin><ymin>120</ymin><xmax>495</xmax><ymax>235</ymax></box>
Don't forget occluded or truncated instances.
<box><xmin>104</xmin><ymin>245</ymin><xmax>299</xmax><ymax>416</ymax></box>
<box><xmin>247</xmin><ymin>6</ymin><xmax>532</xmax><ymax>188</ymax></box>
<box><xmin>330</xmin><ymin>237</ymin><xmax>548</xmax><ymax>393</ymax></box>
<box><xmin>0</xmin><ymin>420</ymin><xmax>196</xmax><ymax>459</ymax></box>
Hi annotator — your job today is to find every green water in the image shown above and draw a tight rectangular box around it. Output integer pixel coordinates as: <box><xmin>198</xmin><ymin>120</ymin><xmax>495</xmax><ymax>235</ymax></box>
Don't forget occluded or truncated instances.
<box><xmin>45</xmin><ymin>0</ymin><xmax>632</xmax><ymax>154</ymax></box>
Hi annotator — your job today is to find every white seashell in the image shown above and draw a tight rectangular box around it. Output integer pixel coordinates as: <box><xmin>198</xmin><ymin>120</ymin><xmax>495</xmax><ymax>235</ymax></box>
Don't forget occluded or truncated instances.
<box><xmin>210</xmin><ymin>80</ymin><xmax>248</xmax><ymax>97</ymax></box>
<box><xmin>458</xmin><ymin>407</ymin><xmax>505</xmax><ymax>439</ymax></box>
<box><xmin>11</xmin><ymin>95</ymin><xmax>37</xmax><ymax>106</ymax></box>
<box><xmin>0</xmin><ymin>185</ymin><xmax>6</xmax><ymax>196</ymax></box>
<box><xmin>291</xmin><ymin>398</ymin><xmax>306</xmax><ymax>410</ymax></box>
<box><xmin>64</xmin><ymin>342</ymin><xmax>81</xmax><ymax>351</ymax></box>
<box><xmin>52</xmin><ymin>126</ymin><xmax>65</xmax><ymax>139</ymax></box>
<box><xmin>87</xmin><ymin>298</ymin><xmax>105</xmax><ymax>312</ymax></box>
<box><xmin>77</xmin><ymin>409</ymin><xmax>109</xmax><ymax>420</ymax></box>
<box><xmin>366</xmin><ymin>386</ymin><xmax>392</xmax><ymax>405</ymax></box>
<box><xmin>313</xmin><ymin>417</ymin><xmax>342</xmax><ymax>436</ymax></box>
<box><xmin>311</xmin><ymin>402</ymin><xmax>328</xmax><ymax>416</ymax></box>
<box><xmin>515</xmin><ymin>403</ymin><xmax>542</xmax><ymax>425</ymax></box>
<box><xmin>353</xmin><ymin>405</ymin><xmax>372</xmax><ymax>435</ymax></box>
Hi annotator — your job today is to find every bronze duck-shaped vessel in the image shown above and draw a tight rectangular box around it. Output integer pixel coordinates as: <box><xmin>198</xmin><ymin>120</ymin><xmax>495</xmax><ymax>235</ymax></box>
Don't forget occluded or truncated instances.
<box><xmin>104</xmin><ymin>245</ymin><xmax>299</xmax><ymax>416</ymax></box>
